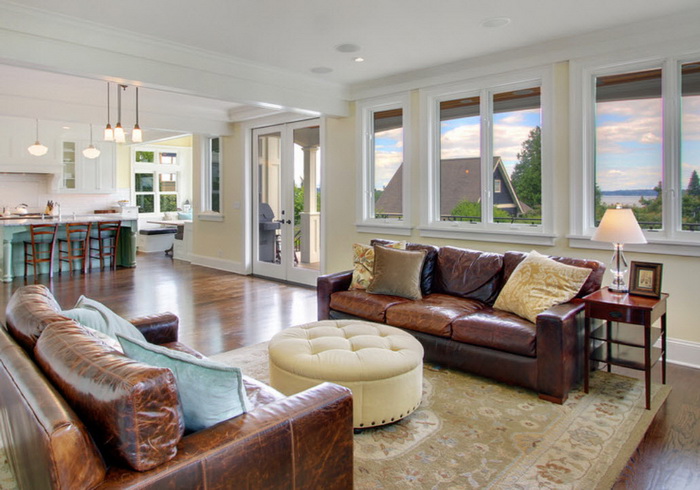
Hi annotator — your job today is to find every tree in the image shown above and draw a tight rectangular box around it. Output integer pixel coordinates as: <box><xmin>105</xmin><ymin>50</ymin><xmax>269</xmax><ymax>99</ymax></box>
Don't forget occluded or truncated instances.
<box><xmin>450</xmin><ymin>200</ymin><xmax>510</xmax><ymax>221</ymax></box>
<box><xmin>510</xmin><ymin>126</ymin><xmax>541</xmax><ymax>209</ymax></box>
<box><xmin>687</xmin><ymin>170</ymin><xmax>700</xmax><ymax>197</ymax></box>
<box><xmin>683</xmin><ymin>170</ymin><xmax>700</xmax><ymax>229</ymax></box>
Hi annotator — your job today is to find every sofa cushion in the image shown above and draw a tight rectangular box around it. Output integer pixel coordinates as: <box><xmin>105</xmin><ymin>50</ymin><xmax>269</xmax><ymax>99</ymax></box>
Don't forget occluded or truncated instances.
<box><xmin>503</xmin><ymin>251</ymin><xmax>605</xmax><ymax>299</ymax></box>
<box><xmin>367</xmin><ymin>246</ymin><xmax>427</xmax><ymax>300</ymax></box>
<box><xmin>433</xmin><ymin>246</ymin><xmax>503</xmax><ymax>304</ymax></box>
<box><xmin>349</xmin><ymin>242</ymin><xmax>405</xmax><ymax>290</ymax></box>
<box><xmin>66</xmin><ymin>295</ymin><xmax>147</xmax><ymax>342</ymax></box>
<box><xmin>494</xmin><ymin>250</ymin><xmax>592</xmax><ymax>323</ymax></box>
<box><xmin>385</xmin><ymin>294</ymin><xmax>485</xmax><ymax>338</ymax></box>
<box><xmin>451</xmin><ymin>307</ymin><xmax>537</xmax><ymax>357</ymax></box>
<box><xmin>372</xmin><ymin>239</ymin><xmax>440</xmax><ymax>295</ymax></box>
<box><xmin>118</xmin><ymin>335</ymin><xmax>250</xmax><ymax>432</ymax></box>
<box><xmin>330</xmin><ymin>290</ymin><xmax>410</xmax><ymax>323</ymax></box>
<box><xmin>5</xmin><ymin>284</ymin><xmax>67</xmax><ymax>352</ymax></box>
<box><xmin>34</xmin><ymin>321</ymin><xmax>184</xmax><ymax>472</ymax></box>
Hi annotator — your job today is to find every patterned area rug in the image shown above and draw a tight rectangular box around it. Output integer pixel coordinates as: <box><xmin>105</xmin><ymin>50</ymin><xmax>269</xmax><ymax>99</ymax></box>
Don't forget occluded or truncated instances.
<box><xmin>0</xmin><ymin>343</ymin><xmax>669</xmax><ymax>489</ymax></box>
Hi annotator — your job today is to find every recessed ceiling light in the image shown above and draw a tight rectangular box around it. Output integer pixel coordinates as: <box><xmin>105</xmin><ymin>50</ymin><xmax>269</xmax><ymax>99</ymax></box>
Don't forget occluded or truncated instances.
<box><xmin>62</xmin><ymin>126</ymin><xmax>70</xmax><ymax>130</ymax></box>
<box><xmin>353</xmin><ymin>57</ymin><xmax>365</xmax><ymax>63</ymax></box>
<box><xmin>481</xmin><ymin>17</ymin><xmax>511</xmax><ymax>28</ymax></box>
<box><xmin>336</xmin><ymin>43</ymin><xmax>361</xmax><ymax>53</ymax></box>
<box><xmin>310</xmin><ymin>66</ymin><xmax>333</xmax><ymax>74</ymax></box>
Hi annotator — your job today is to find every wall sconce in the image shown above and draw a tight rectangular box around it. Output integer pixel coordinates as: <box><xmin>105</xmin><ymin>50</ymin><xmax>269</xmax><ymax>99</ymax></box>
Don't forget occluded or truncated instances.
<box><xmin>27</xmin><ymin>118</ymin><xmax>48</xmax><ymax>156</ymax></box>
<box><xmin>83</xmin><ymin>124</ymin><xmax>101</xmax><ymax>159</ymax></box>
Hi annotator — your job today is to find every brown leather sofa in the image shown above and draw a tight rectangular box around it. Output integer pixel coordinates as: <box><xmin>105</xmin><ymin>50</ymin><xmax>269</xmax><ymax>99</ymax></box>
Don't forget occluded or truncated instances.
<box><xmin>1</xmin><ymin>285</ymin><xmax>353</xmax><ymax>489</ymax></box>
<box><xmin>318</xmin><ymin>241</ymin><xmax>605</xmax><ymax>404</ymax></box>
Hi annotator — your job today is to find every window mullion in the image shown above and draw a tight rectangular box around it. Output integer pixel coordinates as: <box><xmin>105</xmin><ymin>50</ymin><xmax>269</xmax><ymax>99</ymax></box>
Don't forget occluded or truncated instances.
<box><xmin>664</xmin><ymin>58</ymin><xmax>681</xmax><ymax>237</ymax></box>
<box><xmin>482</xmin><ymin>89</ymin><xmax>494</xmax><ymax>227</ymax></box>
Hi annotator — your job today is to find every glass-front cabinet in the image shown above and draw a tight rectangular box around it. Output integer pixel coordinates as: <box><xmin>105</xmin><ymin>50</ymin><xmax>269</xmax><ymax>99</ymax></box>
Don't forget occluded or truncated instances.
<box><xmin>62</xmin><ymin>142</ymin><xmax>76</xmax><ymax>190</ymax></box>
<box><xmin>58</xmin><ymin>140</ymin><xmax>116</xmax><ymax>194</ymax></box>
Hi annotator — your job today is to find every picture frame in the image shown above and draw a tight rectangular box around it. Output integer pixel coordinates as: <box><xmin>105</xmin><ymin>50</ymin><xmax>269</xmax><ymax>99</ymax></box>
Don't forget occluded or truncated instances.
<box><xmin>629</xmin><ymin>261</ymin><xmax>663</xmax><ymax>298</ymax></box>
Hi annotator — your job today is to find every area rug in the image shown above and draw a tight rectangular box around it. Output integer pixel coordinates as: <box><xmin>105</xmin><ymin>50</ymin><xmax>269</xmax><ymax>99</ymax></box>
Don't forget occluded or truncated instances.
<box><xmin>0</xmin><ymin>343</ymin><xmax>670</xmax><ymax>490</ymax></box>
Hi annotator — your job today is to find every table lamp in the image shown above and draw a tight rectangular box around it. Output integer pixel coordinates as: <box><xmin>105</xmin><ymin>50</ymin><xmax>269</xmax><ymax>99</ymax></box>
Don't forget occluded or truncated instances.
<box><xmin>591</xmin><ymin>205</ymin><xmax>647</xmax><ymax>293</ymax></box>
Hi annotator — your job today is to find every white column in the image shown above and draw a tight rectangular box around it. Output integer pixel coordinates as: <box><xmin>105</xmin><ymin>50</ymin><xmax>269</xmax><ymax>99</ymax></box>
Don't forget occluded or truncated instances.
<box><xmin>300</xmin><ymin>145</ymin><xmax>320</xmax><ymax>264</ymax></box>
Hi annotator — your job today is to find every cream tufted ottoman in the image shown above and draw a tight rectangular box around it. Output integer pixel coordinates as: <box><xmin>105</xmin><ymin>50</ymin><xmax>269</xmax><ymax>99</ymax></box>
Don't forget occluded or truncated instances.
<box><xmin>268</xmin><ymin>319</ymin><xmax>424</xmax><ymax>429</ymax></box>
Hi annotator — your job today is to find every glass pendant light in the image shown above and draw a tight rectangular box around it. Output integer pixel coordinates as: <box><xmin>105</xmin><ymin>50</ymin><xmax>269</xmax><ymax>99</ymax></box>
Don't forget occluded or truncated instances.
<box><xmin>83</xmin><ymin>124</ymin><xmax>101</xmax><ymax>159</ymax></box>
<box><xmin>104</xmin><ymin>82</ymin><xmax>114</xmax><ymax>141</ymax></box>
<box><xmin>27</xmin><ymin>118</ymin><xmax>48</xmax><ymax>156</ymax></box>
<box><xmin>132</xmin><ymin>86</ymin><xmax>143</xmax><ymax>143</ymax></box>
<box><xmin>114</xmin><ymin>84</ymin><xmax>126</xmax><ymax>143</ymax></box>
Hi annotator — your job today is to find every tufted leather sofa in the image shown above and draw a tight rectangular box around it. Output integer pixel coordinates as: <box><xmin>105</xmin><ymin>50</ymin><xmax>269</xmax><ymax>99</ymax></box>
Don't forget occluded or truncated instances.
<box><xmin>1</xmin><ymin>285</ymin><xmax>353</xmax><ymax>489</ymax></box>
<box><xmin>317</xmin><ymin>241</ymin><xmax>605</xmax><ymax>404</ymax></box>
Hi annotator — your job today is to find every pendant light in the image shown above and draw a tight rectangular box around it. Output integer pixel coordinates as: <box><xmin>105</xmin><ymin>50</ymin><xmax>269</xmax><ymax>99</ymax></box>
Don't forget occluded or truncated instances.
<box><xmin>104</xmin><ymin>82</ymin><xmax>114</xmax><ymax>141</ymax></box>
<box><xmin>132</xmin><ymin>86</ymin><xmax>143</xmax><ymax>143</ymax></box>
<box><xmin>27</xmin><ymin>118</ymin><xmax>48</xmax><ymax>156</ymax></box>
<box><xmin>83</xmin><ymin>124</ymin><xmax>101</xmax><ymax>159</ymax></box>
<box><xmin>114</xmin><ymin>84</ymin><xmax>126</xmax><ymax>143</ymax></box>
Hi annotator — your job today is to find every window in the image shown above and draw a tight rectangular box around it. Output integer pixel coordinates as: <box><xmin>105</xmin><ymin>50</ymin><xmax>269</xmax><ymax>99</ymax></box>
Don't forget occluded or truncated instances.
<box><xmin>571</xmin><ymin>55</ymin><xmax>700</xmax><ymax>254</ymax></box>
<box><xmin>132</xmin><ymin>146</ymin><xmax>183</xmax><ymax>215</ymax></box>
<box><xmin>357</xmin><ymin>93</ymin><xmax>411</xmax><ymax>234</ymax></box>
<box><xmin>422</xmin><ymin>68</ymin><xmax>552</xmax><ymax>244</ymax></box>
<box><xmin>203</xmin><ymin>137</ymin><xmax>221</xmax><ymax>214</ymax></box>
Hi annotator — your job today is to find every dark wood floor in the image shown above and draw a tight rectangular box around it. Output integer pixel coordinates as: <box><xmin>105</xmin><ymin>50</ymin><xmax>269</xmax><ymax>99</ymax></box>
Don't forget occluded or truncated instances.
<box><xmin>1</xmin><ymin>253</ymin><xmax>698</xmax><ymax>488</ymax></box>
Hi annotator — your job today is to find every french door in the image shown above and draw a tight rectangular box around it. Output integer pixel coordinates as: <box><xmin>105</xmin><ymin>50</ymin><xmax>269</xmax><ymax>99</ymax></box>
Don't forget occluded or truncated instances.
<box><xmin>252</xmin><ymin>119</ymin><xmax>321</xmax><ymax>285</ymax></box>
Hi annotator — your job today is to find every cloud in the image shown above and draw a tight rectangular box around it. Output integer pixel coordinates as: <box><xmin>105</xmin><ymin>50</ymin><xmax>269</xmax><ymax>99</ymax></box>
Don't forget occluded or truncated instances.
<box><xmin>374</xmin><ymin>150</ymin><xmax>402</xmax><ymax>189</ymax></box>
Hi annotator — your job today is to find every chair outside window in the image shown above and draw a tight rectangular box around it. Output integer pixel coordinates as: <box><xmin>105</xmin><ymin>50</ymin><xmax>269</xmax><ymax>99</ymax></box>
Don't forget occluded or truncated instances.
<box><xmin>24</xmin><ymin>223</ymin><xmax>58</xmax><ymax>279</ymax></box>
<box><xmin>58</xmin><ymin>222</ymin><xmax>92</xmax><ymax>275</ymax></box>
<box><xmin>89</xmin><ymin>221</ymin><xmax>121</xmax><ymax>270</ymax></box>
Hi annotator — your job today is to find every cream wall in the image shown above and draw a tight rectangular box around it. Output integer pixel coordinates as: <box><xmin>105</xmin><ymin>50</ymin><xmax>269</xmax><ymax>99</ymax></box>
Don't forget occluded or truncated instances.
<box><xmin>321</xmin><ymin>61</ymin><xmax>700</xmax><ymax>362</ymax></box>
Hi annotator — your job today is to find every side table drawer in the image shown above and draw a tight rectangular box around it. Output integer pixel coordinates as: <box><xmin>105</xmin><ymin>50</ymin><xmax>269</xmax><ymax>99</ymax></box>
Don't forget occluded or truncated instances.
<box><xmin>586</xmin><ymin>302</ymin><xmax>646</xmax><ymax>324</ymax></box>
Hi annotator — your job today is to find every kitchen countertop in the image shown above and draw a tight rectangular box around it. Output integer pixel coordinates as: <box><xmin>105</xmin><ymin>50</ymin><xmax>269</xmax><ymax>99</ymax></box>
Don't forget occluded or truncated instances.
<box><xmin>0</xmin><ymin>214</ymin><xmax>136</xmax><ymax>227</ymax></box>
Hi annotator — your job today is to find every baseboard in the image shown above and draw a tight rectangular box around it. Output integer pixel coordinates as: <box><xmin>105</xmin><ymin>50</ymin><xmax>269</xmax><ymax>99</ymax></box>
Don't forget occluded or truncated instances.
<box><xmin>667</xmin><ymin>337</ymin><xmax>700</xmax><ymax>369</ymax></box>
<box><xmin>188</xmin><ymin>254</ymin><xmax>248</xmax><ymax>275</ymax></box>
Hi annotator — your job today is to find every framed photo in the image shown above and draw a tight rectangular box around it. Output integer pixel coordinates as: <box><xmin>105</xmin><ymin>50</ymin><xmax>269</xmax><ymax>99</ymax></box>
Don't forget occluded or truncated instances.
<box><xmin>629</xmin><ymin>261</ymin><xmax>663</xmax><ymax>298</ymax></box>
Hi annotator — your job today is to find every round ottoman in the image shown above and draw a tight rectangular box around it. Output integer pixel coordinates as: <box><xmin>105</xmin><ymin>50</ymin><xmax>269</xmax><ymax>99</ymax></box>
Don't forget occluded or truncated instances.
<box><xmin>268</xmin><ymin>319</ymin><xmax>424</xmax><ymax>429</ymax></box>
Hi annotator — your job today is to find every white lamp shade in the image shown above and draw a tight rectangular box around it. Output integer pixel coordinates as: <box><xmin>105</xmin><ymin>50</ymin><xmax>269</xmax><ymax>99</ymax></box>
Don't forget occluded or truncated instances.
<box><xmin>132</xmin><ymin>125</ymin><xmax>143</xmax><ymax>143</ymax></box>
<box><xmin>114</xmin><ymin>124</ymin><xmax>125</xmax><ymax>143</ymax></box>
<box><xmin>104</xmin><ymin>125</ymin><xmax>114</xmax><ymax>141</ymax></box>
<box><xmin>82</xmin><ymin>145</ymin><xmax>101</xmax><ymax>159</ymax></box>
<box><xmin>592</xmin><ymin>207</ymin><xmax>647</xmax><ymax>244</ymax></box>
<box><xmin>27</xmin><ymin>141</ymin><xmax>48</xmax><ymax>156</ymax></box>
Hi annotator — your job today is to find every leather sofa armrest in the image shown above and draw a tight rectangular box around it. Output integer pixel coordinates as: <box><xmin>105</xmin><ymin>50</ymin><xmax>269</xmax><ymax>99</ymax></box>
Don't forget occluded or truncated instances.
<box><xmin>129</xmin><ymin>313</ymin><xmax>179</xmax><ymax>345</ymax></box>
<box><xmin>99</xmin><ymin>382</ymin><xmax>354</xmax><ymax>489</ymax></box>
<box><xmin>535</xmin><ymin>299</ymin><xmax>585</xmax><ymax>404</ymax></box>
<box><xmin>317</xmin><ymin>270</ymin><xmax>353</xmax><ymax>320</ymax></box>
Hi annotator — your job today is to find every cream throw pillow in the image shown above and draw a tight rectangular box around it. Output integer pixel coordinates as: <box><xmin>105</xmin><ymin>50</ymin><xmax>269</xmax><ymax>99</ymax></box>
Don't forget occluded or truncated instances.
<box><xmin>349</xmin><ymin>241</ymin><xmax>405</xmax><ymax>290</ymax></box>
<box><xmin>494</xmin><ymin>250</ymin><xmax>592</xmax><ymax>323</ymax></box>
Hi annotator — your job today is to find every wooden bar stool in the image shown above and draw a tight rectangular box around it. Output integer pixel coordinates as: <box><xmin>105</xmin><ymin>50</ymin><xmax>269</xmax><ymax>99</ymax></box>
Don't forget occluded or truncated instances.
<box><xmin>89</xmin><ymin>221</ymin><xmax>121</xmax><ymax>270</ymax></box>
<box><xmin>24</xmin><ymin>223</ymin><xmax>58</xmax><ymax>279</ymax></box>
<box><xmin>58</xmin><ymin>222</ymin><xmax>92</xmax><ymax>275</ymax></box>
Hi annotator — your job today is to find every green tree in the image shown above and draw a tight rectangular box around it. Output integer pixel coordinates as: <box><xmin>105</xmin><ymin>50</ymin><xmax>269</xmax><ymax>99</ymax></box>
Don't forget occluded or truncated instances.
<box><xmin>687</xmin><ymin>170</ymin><xmax>700</xmax><ymax>197</ymax></box>
<box><xmin>683</xmin><ymin>170</ymin><xmax>700</xmax><ymax>229</ymax></box>
<box><xmin>636</xmin><ymin>182</ymin><xmax>663</xmax><ymax>229</ymax></box>
<box><xmin>511</xmin><ymin>126</ymin><xmax>541</xmax><ymax>208</ymax></box>
<box><xmin>450</xmin><ymin>200</ymin><xmax>510</xmax><ymax>221</ymax></box>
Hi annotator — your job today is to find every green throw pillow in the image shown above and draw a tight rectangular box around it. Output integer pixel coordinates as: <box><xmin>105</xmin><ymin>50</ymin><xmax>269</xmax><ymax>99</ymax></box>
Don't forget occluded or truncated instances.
<box><xmin>117</xmin><ymin>335</ymin><xmax>250</xmax><ymax>431</ymax></box>
<box><xmin>63</xmin><ymin>296</ymin><xmax>147</xmax><ymax>343</ymax></box>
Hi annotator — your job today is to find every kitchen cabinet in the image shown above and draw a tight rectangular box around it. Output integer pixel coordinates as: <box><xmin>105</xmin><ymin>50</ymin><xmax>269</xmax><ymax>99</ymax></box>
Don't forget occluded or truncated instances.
<box><xmin>56</xmin><ymin>140</ymin><xmax>116</xmax><ymax>194</ymax></box>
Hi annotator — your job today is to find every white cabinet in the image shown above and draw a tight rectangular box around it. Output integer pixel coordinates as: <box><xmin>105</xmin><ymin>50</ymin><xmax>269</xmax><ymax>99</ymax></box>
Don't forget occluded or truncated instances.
<box><xmin>57</xmin><ymin>140</ymin><xmax>116</xmax><ymax>194</ymax></box>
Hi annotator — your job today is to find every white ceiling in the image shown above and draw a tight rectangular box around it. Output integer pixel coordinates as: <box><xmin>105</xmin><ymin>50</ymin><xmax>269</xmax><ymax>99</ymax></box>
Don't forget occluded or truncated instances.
<box><xmin>2</xmin><ymin>0</ymin><xmax>700</xmax><ymax>136</ymax></box>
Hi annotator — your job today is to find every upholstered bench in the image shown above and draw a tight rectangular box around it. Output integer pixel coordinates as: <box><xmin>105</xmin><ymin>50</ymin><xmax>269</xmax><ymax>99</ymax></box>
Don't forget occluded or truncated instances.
<box><xmin>268</xmin><ymin>319</ymin><xmax>424</xmax><ymax>429</ymax></box>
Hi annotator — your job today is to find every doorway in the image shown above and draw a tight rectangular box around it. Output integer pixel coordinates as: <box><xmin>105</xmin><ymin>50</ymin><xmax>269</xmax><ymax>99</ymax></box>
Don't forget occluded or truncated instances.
<box><xmin>252</xmin><ymin>119</ymin><xmax>321</xmax><ymax>285</ymax></box>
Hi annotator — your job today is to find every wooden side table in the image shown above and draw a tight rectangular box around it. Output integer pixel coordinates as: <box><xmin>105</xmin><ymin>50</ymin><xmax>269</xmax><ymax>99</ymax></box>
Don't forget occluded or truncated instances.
<box><xmin>582</xmin><ymin>287</ymin><xmax>668</xmax><ymax>409</ymax></box>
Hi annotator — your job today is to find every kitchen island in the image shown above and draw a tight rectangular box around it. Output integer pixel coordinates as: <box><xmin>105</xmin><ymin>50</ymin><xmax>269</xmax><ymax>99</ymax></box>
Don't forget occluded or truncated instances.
<box><xmin>0</xmin><ymin>215</ymin><xmax>137</xmax><ymax>282</ymax></box>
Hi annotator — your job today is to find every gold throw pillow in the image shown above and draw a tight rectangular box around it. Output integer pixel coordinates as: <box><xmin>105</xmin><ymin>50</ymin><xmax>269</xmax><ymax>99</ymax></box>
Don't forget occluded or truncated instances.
<box><xmin>349</xmin><ymin>241</ymin><xmax>405</xmax><ymax>290</ymax></box>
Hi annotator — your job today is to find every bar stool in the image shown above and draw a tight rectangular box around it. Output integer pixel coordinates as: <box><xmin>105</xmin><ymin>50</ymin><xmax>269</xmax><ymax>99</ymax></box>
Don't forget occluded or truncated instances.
<box><xmin>89</xmin><ymin>221</ymin><xmax>121</xmax><ymax>270</ymax></box>
<box><xmin>58</xmin><ymin>222</ymin><xmax>92</xmax><ymax>275</ymax></box>
<box><xmin>24</xmin><ymin>223</ymin><xmax>58</xmax><ymax>279</ymax></box>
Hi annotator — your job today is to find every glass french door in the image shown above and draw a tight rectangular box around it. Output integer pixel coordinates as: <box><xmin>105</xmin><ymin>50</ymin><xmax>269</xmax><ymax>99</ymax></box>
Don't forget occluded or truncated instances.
<box><xmin>252</xmin><ymin>119</ymin><xmax>321</xmax><ymax>285</ymax></box>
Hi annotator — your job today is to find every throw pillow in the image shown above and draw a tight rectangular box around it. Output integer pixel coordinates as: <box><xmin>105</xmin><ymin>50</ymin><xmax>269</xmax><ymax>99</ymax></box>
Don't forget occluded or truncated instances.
<box><xmin>494</xmin><ymin>250</ymin><xmax>592</xmax><ymax>323</ymax></box>
<box><xmin>366</xmin><ymin>245</ymin><xmax>427</xmax><ymax>300</ymax></box>
<box><xmin>349</xmin><ymin>241</ymin><xmax>405</xmax><ymax>290</ymax></box>
<box><xmin>67</xmin><ymin>296</ymin><xmax>147</xmax><ymax>342</ymax></box>
<box><xmin>118</xmin><ymin>335</ymin><xmax>250</xmax><ymax>432</ymax></box>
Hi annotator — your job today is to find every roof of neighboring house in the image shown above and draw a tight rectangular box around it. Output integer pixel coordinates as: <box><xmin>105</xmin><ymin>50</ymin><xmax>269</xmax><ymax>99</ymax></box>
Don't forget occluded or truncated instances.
<box><xmin>374</xmin><ymin>157</ymin><xmax>527</xmax><ymax>216</ymax></box>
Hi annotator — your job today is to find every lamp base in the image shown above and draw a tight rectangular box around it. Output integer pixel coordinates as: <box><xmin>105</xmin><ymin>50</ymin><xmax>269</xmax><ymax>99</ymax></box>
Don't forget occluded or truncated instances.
<box><xmin>609</xmin><ymin>243</ymin><xmax>629</xmax><ymax>294</ymax></box>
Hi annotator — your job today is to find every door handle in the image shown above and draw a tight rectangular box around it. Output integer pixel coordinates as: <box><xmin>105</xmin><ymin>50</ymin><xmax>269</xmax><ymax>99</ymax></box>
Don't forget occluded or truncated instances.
<box><xmin>285</xmin><ymin>219</ymin><xmax>291</xmax><ymax>224</ymax></box>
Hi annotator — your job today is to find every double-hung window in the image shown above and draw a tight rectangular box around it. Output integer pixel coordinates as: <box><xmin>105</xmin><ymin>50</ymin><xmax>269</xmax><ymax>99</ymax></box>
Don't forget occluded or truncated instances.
<box><xmin>357</xmin><ymin>93</ymin><xmax>411</xmax><ymax>235</ymax></box>
<box><xmin>203</xmin><ymin>137</ymin><xmax>221</xmax><ymax>214</ymax></box>
<box><xmin>132</xmin><ymin>147</ymin><xmax>182</xmax><ymax>215</ymax></box>
<box><xmin>421</xmin><ymin>68</ymin><xmax>553</xmax><ymax>244</ymax></box>
<box><xmin>570</xmin><ymin>55</ymin><xmax>700</xmax><ymax>255</ymax></box>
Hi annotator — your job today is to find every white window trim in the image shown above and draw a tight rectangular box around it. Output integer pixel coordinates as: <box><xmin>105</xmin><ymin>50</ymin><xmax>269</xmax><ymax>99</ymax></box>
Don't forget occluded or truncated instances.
<box><xmin>356</xmin><ymin>92</ymin><xmax>412</xmax><ymax>236</ymax></box>
<box><xmin>569</xmin><ymin>52</ymin><xmax>700</xmax><ymax>257</ymax></box>
<box><xmin>131</xmin><ymin>145</ymin><xmax>184</xmax><ymax>218</ymax></box>
<box><xmin>419</xmin><ymin>66</ymin><xmax>555</xmax><ymax>246</ymax></box>
<box><xmin>200</xmin><ymin>135</ymin><xmax>224</xmax><ymax>220</ymax></box>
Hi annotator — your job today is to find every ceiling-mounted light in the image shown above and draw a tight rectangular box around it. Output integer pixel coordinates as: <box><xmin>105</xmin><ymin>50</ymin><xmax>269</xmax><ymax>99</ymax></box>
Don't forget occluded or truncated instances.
<box><xmin>27</xmin><ymin>118</ymin><xmax>48</xmax><ymax>156</ymax></box>
<box><xmin>114</xmin><ymin>84</ymin><xmax>126</xmax><ymax>143</ymax></box>
<box><xmin>104</xmin><ymin>82</ymin><xmax>114</xmax><ymax>141</ymax></box>
<box><xmin>83</xmin><ymin>124</ymin><xmax>101</xmax><ymax>159</ymax></box>
<box><xmin>132</xmin><ymin>86</ymin><xmax>142</xmax><ymax>143</ymax></box>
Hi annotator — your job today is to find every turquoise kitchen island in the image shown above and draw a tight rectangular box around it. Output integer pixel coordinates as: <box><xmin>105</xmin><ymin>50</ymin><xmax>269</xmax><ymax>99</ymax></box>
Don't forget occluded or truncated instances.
<box><xmin>0</xmin><ymin>215</ymin><xmax>137</xmax><ymax>281</ymax></box>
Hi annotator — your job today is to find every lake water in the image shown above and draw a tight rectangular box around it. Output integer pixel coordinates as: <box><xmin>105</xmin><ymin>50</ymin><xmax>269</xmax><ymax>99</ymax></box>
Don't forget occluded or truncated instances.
<box><xmin>600</xmin><ymin>194</ymin><xmax>649</xmax><ymax>207</ymax></box>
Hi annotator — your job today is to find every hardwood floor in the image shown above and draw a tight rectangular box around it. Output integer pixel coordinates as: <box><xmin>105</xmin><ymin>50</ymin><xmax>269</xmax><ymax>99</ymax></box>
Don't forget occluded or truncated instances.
<box><xmin>1</xmin><ymin>253</ymin><xmax>698</xmax><ymax>488</ymax></box>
